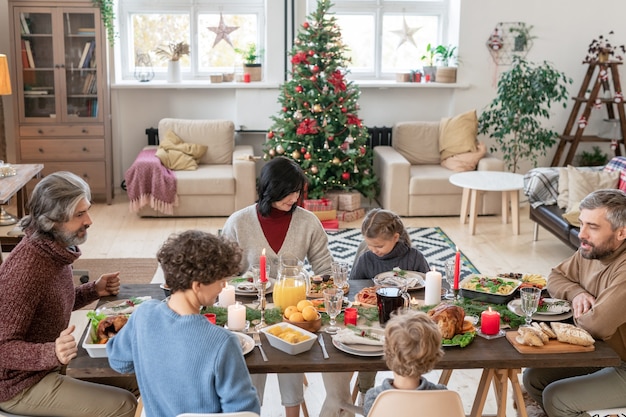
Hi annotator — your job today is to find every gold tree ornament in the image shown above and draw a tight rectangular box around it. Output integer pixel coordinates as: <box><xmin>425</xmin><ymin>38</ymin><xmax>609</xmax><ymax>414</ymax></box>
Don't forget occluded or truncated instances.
<box><xmin>155</xmin><ymin>42</ymin><xmax>190</xmax><ymax>62</ymax></box>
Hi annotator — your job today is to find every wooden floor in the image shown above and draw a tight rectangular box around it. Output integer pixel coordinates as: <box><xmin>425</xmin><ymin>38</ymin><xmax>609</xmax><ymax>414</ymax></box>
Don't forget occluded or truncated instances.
<box><xmin>0</xmin><ymin>191</ymin><xmax>574</xmax><ymax>416</ymax></box>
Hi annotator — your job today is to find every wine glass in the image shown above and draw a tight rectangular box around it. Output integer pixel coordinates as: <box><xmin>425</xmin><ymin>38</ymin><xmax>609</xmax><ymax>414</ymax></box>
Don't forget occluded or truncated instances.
<box><xmin>331</xmin><ymin>261</ymin><xmax>349</xmax><ymax>290</ymax></box>
<box><xmin>520</xmin><ymin>287</ymin><xmax>542</xmax><ymax>326</ymax></box>
<box><xmin>323</xmin><ymin>288</ymin><xmax>344</xmax><ymax>334</ymax></box>
<box><xmin>444</xmin><ymin>259</ymin><xmax>456</xmax><ymax>300</ymax></box>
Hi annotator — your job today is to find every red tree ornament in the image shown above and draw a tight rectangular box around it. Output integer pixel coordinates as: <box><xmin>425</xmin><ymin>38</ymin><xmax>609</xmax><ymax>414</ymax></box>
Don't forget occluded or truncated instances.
<box><xmin>267</xmin><ymin>131</ymin><xmax>274</xmax><ymax>139</ymax></box>
<box><xmin>341</xmin><ymin>172</ymin><xmax>350</xmax><ymax>180</ymax></box>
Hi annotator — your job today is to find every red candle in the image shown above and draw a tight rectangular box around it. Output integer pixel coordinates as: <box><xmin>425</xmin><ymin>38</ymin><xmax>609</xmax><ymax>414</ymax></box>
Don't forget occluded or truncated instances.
<box><xmin>344</xmin><ymin>307</ymin><xmax>357</xmax><ymax>326</ymax></box>
<box><xmin>481</xmin><ymin>307</ymin><xmax>500</xmax><ymax>335</ymax></box>
<box><xmin>453</xmin><ymin>246</ymin><xmax>461</xmax><ymax>289</ymax></box>
<box><xmin>243</xmin><ymin>73</ymin><xmax>251</xmax><ymax>83</ymax></box>
<box><xmin>260</xmin><ymin>248</ymin><xmax>267</xmax><ymax>283</ymax></box>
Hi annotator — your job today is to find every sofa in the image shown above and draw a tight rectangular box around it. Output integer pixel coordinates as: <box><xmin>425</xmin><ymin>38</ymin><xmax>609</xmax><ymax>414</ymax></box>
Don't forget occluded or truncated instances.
<box><xmin>128</xmin><ymin>118</ymin><xmax>256</xmax><ymax>217</ymax></box>
<box><xmin>373</xmin><ymin>111</ymin><xmax>505</xmax><ymax>216</ymax></box>
<box><xmin>523</xmin><ymin>157</ymin><xmax>626</xmax><ymax>250</ymax></box>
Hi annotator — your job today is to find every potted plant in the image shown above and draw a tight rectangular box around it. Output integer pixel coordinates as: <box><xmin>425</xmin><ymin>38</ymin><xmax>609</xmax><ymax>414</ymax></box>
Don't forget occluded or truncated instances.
<box><xmin>235</xmin><ymin>43</ymin><xmax>264</xmax><ymax>82</ymax></box>
<box><xmin>584</xmin><ymin>31</ymin><xmax>626</xmax><ymax>63</ymax></box>
<box><xmin>478</xmin><ymin>56</ymin><xmax>573</xmax><ymax>172</ymax></box>
<box><xmin>420</xmin><ymin>43</ymin><xmax>437</xmax><ymax>82</ymax></box>
<box><xmin>509</xmin><ymin>23</ymin><xmax>535</xmax><ymax>52</ymax></box>
<box><xmin>576</xmin><ymin>146</ymin><xmax>609</xmax><ymax>166</ymax></box>
<box><xmin>434</xmin><ymin>44</ymin><xmax>457</xmax><ymax>83</ymax></box>
<box><xmin>155</xmin><ymin>41</ymin><xmax>190</xmax><ymax>83</ymax></box>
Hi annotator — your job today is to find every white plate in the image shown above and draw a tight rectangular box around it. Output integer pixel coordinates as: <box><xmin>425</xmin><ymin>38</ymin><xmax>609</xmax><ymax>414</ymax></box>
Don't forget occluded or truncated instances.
<box><xmin>507</xmin><ymin>298</ymin><xmax>573</xmax><ymax>321</ymax></box>
<box><xmin>235</xmin><ymin>332</ymin><xmax>254</xmax><ymax>355</ymax></box>
<box><xmin>308</xmin><ymin>281</ymin><xmax>350</xmax><ymax>298</ymax></box>
<box><xmin>229</xmin><ymin>277</ymin><xmax>275</xmax><ymax>296</ymax></box>
<box><xmin>331</xmin><ymin>328</ymin><xmax>384</xmax><ymax>357</ymax></box>
<box><xmin>373</xmin><ymin>271</ymin><xmax>425</xmax><ymax>290</ymax></box>
<box><xmin>96</xmin><ymin>297</ymin><xmax>151</xmax><ymax>315</ymax></box>
<box><xmin>311</xmin><ymin>298</ymin><xmax>353</xmax><ymax>312</ymax></box>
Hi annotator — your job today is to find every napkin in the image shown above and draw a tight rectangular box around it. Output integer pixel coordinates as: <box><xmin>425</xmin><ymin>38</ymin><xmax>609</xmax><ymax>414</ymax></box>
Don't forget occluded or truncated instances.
<box><xmin>332</xmin><ymin>328</ymin><xmax>385</xmax><ymax>346</ymax></box>
<box><xmin>542</xmin><ymin>301</ymin><xmax>571</xmax><ymax>314</ymax></box>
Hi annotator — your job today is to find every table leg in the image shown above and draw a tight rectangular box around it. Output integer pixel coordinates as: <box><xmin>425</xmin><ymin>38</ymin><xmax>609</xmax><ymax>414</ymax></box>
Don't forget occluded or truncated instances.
<box><xmin>501</xmin><ymin>191</ymin><xmax>509</xmax><ymax>224</ymax></box>
<box><xmin>438</xmin><ymin>369</ymin><xmax>453</xmax><ymax>385</ymax></box>
<box><xmin>469</xmin><ymin>189</ymin><xmax>478</xmax><ymax>235</ymax></box>
<box><xmin>511</xmin><ymin>190</ymin><xmax>520</xmax><ymax>235</ymax></box>
<box><xmin>508</xmin><ymin>368</ymin><xmax>528</xmax><ymax>417</ymax></box>
<box><xmin>470</xmin><ymin>368</ymin><xmax>494</xmax><ymax>417</ymax></box>
<box><xmin>494</xmin><ymin>369</ymin><xmax>509</xmax><ymax>417</ymax></box>
<box><xmin>460</xmin><ymin>187</ymin><xmax>470</xmax><ymax>225</ymax></box>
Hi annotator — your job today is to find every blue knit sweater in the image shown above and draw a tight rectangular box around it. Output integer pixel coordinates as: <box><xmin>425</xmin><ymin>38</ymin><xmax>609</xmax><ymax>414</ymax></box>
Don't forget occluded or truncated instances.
<box><xmin>107</xmin><ymin>300</ymin><xmax>260</xmax><ymax>417</ymax></box>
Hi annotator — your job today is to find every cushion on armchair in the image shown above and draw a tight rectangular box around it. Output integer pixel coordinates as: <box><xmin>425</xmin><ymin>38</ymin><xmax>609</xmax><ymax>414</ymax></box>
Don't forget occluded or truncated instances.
<box><xmin>392</xmin><ymin>121</ymin><xmax>441</xmax><ymax>164</ymax></box>
<box><xmin>439</xmin><ymin>109</ymin><xmax>478</xmax><ymax>161</ymax></box>
<box><xmin>158</xmin><ymin>118</ymin><xmax>234</xmax><ymax>164</ymax></box>
<box><xmin>156</xmin><ymin>130</ymin><xmax>208</xmax><ymax>170</ymax></box>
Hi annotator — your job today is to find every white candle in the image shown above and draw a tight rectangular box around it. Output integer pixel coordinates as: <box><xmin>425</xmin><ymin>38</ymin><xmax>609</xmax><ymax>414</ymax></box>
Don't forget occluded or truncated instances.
<box><xmin>218</xmin><ymin>284</ymin><xmax>236</xmax><ymax>308</ymax></box>
<box><xmin>424</xmin><ymin>267</ymin><xmax>442</xmax><ymax>306</ymax></box>
<box><xmin>227</xmin><ymin>301</ymin><xmax>246</xmax><ymax>331</ymax></box>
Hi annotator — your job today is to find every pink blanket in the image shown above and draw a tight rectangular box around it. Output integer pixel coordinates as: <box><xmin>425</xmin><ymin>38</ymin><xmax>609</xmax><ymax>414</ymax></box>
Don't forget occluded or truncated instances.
<box><xmin>124</xmin><ymin>148</ymin><xmax>178</xmax><ymax>215</ymax></box>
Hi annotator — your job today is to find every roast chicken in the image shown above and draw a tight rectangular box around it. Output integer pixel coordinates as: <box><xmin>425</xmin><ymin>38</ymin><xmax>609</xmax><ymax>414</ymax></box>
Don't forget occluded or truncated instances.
<box><xmin>427</xmin><ymin>304</ymin><xmax>465</xmax><ymax>339</ymax></box>
<box><xmin>96</xmin><ymin>315</ymin><xmax>128</xmax><ymax>343</ymax></box>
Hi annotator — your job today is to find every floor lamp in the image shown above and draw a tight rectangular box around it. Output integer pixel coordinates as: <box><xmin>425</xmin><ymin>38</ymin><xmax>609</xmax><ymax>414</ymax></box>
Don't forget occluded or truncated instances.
<box><xmin>0</xmin><ymin>53</ymin><xmax>17</xmax><ymax>226</ymax></box>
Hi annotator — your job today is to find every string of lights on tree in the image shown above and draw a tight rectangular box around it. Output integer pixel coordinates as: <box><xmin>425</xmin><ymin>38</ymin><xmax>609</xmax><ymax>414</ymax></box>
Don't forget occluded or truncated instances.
<box><xmin>264</xmin><ymin>0</ymin><xmax>379</xmax><ymax>199</ymax></box>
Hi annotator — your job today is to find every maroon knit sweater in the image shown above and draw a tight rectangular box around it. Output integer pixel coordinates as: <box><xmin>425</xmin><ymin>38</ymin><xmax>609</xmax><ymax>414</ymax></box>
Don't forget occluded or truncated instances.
<box><xmin>0</xmin><ymin>233</ymin><xmax>100</xmax><ymax>402</ymax></box>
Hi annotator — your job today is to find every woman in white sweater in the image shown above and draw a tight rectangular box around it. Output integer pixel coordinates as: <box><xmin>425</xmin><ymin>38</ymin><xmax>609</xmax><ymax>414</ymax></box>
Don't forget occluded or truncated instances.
<box><xmin>222</xmin><ymin>156</ymin><xmax>353</xmax><ymax>417</ymax></box>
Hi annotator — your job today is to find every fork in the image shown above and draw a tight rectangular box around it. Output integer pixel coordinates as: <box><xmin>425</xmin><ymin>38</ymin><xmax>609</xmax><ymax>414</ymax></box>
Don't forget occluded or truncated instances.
<box><xmin>252</xmin><ymin>332</ymin><xmax>268</xmax><ymax>361</ymax></box>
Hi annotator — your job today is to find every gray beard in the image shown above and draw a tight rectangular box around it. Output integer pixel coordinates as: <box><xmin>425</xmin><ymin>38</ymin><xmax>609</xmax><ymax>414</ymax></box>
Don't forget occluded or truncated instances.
<box><xmin>54</xmin><ymin>228</ymin><xmax>88</xmax><ymax>247</ymax></box>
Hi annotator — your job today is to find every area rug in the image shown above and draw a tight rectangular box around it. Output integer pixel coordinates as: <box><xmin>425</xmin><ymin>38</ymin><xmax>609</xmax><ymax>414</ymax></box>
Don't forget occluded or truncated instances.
<box><xmin>326</xmin><ymin>227</ymin><xmax>479</xmax><ymax>278</ymax></box>
<box><xmin>72</xmin><ymin>258</ymin><xmax>158</xmax><ymax>285</ymax></box>
<box><xmin>516</xmin><ymin>386</ymin><xmax>547</xmax><ymax>417</ymax></box>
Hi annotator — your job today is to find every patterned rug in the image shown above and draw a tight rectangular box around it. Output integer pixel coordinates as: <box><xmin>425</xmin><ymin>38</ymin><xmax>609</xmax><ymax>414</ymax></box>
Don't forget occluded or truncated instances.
<box><xmin>324</xmin><ymin>227</ymin><xmax>479</xmax><ymax>278</ymax></box>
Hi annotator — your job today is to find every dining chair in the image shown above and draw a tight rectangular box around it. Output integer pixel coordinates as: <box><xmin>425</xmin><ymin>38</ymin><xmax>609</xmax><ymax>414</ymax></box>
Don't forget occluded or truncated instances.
<box><xmin>176</xmin><ymin>413</ymin><xmax>260</xmax><ymax>417</ymax></box>
<box><xmin>367</xmin><ymin>389</ymin><xmax>465</xmax><ymax>417</ymax></box>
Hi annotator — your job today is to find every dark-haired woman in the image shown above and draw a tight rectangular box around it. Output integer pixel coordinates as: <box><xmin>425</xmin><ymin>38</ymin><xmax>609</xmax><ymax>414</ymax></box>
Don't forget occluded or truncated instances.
<box><xmin>223</xmin><ymin>156</ymin><xmax>353</xmax><ymax>417</ymax></box>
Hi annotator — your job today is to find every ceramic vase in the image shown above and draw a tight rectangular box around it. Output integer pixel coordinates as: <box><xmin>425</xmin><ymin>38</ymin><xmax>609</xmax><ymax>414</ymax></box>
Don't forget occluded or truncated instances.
<box><xmin>167</xmin><ymin>60</ymin><xmax>181</xmax><ymax>83</ymax></box>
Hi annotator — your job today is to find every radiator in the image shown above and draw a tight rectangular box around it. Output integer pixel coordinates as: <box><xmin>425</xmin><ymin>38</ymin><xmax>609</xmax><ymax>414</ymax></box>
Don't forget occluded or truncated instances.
<box><xmin>367</xmin><ymin>126</ymin><xmax>392</xmax><ymax>147</ymax></box>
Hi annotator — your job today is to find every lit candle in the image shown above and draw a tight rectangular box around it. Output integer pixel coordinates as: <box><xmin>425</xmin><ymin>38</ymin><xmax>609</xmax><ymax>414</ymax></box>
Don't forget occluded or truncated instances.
<box><xmin>218</xmin><ymin>284</ymin><xmax>236</xmax><ymax>308</ymax></box>
<box><xmin>227</xmin><ymin>301</ymin><xmax>247</xmax><ymax>331</ymax></box>
<box><xmin>481</xmin><ymin>307</ymin><xmax>501</xmax><ymax>335</ymax></box>
<box><xmin>424</xmin><ymin>267</ymin><xmax>442</xmax><ymax>306</ymax></box>
<box><xmin>453</xmin><ymin>247</ymin><xmax>461</xmax><ymax>290</ymax></box>
<box><xmin>260</xmin><ymin>249</ymin><xmax>267</xmax><ymax>283</ymax></box>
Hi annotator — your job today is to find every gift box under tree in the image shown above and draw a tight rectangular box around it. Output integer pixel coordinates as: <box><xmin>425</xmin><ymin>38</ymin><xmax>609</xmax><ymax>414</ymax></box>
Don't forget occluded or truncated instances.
<box><xmin>336</xmin><ymin>208</ymin><xmax>365</xmax><ymax>222</ymax></box>
<box><xmin>325</xmin><ymin>191</ymin><xmax>361</xmax><ymax>211</ymax></box>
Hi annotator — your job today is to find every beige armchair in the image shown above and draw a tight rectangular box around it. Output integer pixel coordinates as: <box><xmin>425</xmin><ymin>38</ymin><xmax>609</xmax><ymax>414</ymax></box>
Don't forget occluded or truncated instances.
<box><xmin>137</xmin><ymin>118</ymin><xmax>256</xmax><ymax>217</ymax></box>
<box><xmin>374</xmin><ymin>120</ymin><xmax>504</xmax><ymax>216</ymax></box>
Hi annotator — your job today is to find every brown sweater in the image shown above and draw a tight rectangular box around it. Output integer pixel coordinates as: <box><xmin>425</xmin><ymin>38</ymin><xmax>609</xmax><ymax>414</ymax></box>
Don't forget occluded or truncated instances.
<box><xmin>0</xmin><ymin>233</ymin><xmax>99</xmax><ymax>402</ymax></box>
<box><xmin>547</xmin><ymin>241</ymin><xmax>626</xmax><ymax>361</ymax></box>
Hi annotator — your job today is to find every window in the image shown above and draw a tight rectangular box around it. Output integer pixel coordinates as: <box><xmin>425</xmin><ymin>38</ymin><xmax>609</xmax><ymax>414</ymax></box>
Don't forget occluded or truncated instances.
<box><xmin>311</xmin><ymin>0</ymin><xmax>454</xmax><ymax>79</ymax></box>
<box><xmin>118</xmin><ymin>0</ymin><xmax>263</xmax><ymax>81</ymax></box>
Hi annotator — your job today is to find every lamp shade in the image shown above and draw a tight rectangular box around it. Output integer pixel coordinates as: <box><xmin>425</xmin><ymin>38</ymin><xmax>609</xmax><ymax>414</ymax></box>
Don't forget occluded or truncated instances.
<box><xmin>0</xmin><ymin>54</ymin><xmax>11</xmax><ymax>96</ymax></box>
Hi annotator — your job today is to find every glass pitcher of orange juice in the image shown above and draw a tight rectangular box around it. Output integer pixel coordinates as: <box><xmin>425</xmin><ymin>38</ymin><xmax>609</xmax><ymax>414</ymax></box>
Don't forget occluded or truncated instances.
<box><xmin>273</xmin><ymin>254</ymin><xmax>310</xmax><ymax>311</ymax></box>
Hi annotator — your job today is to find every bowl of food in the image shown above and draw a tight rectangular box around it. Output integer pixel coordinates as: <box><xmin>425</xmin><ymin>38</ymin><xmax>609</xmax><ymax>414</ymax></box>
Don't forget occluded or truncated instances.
<box><xmin>283</xmin><ymin>312</ymin><xmax>322</xmax><ymax>333</ymax></box>
<box><xmin>460</xmin><ymin>275</ymin><xmax>521</xmax><ymax>304</ymax></box>
<box><xmin>260</xmin><ymin>322</ymin><xmax>317</xmax><ymax>355</ymax></box>
<box><xmin>282</xmin><ymin>300</ymin><xmax>322</xmax><ymax>333</ymax></box>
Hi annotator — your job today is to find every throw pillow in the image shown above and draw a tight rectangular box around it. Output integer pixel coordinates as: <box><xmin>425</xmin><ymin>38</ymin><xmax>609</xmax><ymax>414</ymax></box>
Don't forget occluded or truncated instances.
<box><xmin>156</xmin><ymin>130</ymin><xmax>208</xmax><ymax>170</ymax></box>
<box><xmin>566</xmin><ymin>165</ymin><xmax>620</xmax><ymax>212</ymax></box>
<box><xmin>441</xmin><ymin>141</ymin><xmax>487</xmax><ymax>172</ymax></box>
<box><xmin>562</xmin><ymin>203</ymin><xmax>580</xmax><ymax>228</ymax></box>
<box><xmin>392</xmin><ymin>121</ymin><xmax>441</xmax><ymax>164</ymax></box>
<box><xmin>603</xmin><ymin>156</ymin><xmax>626</xmax><ymax>191</ymax></box>
<box><xmin>439</xmin><ymin>109</ymin><xmax>478</xmax><ymax>161</ymax></box>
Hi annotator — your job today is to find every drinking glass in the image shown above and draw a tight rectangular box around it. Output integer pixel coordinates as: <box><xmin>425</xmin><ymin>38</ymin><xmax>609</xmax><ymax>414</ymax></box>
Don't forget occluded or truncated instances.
<box><xmin>323</xmin><ymin>288</ymin><xmax>344</xmax><ymax>334</ymax></box>
<box><xmin>520</xmin><ymin>287</ymin><xmax>542</xmax><ymax>325</ymax></box>
<box><xmin>444</xmin><ymin>259</ymin><xmax>456</xmax><ymax>300</ymax></box>
<box><xmin>331</xmin><ymin>261</ymin><xmax>349</xmax><ymax>289</ymax></box>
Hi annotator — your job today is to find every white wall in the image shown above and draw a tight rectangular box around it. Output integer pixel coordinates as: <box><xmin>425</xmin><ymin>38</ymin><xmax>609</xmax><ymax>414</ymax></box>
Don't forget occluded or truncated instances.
<box><xmin>1</xmin><ymin>0</ymin><xmax>625</xmax><ymax>189</ymax></box>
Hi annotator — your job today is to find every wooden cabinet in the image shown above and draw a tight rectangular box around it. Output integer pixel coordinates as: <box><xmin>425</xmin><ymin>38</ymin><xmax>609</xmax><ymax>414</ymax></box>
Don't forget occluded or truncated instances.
<box><xmin>8</xmin><ymin>0</ymin><xmax>112</xmax><ymax>203</ymax></box>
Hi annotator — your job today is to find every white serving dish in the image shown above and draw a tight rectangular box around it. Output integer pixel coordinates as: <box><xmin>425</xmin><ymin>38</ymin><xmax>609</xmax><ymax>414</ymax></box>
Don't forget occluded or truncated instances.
<box><xmin>459</xmin><ymin>274</ymin><xmax>521</xmax><ymax>304</ymax></box>
<box><xmin>82</xmin><ymin>322</ymin><xmax>108</xmax><ymax>358</ymax></box>
<box><xmin>260</xmin><ymin>322</ymin><xmax>317</xmax><ymax>355</ymax></box>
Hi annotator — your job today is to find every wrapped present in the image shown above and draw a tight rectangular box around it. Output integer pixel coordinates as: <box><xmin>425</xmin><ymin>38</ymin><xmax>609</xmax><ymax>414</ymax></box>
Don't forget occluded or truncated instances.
<box><xmin>312</xmin><ymin>209</ymin><xmax>337</xmax><ymax>221</ymax></box>
<box><xmin>325</xmin><ymin>191</ymin><xmax>362</xmax><ymax>211</ymax></box>
<box><xmin>303</xmin><ymin>198</ymin><xmax>334</xmax><ymax>211</ymax></box>
<box><xmin>336</xmin><ymin>208</ymin><xmax>366</xmax><ymax>222</ymax></box>
<box><xmin>321</xmin><ymin>219</ymin><xmax>339</xmax><ymax>231</ymax></box>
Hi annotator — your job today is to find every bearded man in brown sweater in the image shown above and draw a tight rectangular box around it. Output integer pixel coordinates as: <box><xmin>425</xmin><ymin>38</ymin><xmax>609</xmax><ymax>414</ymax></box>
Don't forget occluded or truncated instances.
<box><xmin>524</xmin><ymin>188</ymin><xmax>626</xmax><ymax>417</ymax></box>
<box><xmin>0</xmin><ymin>171</ymin><xmax>137</xmax><ymax>417</ymax></box>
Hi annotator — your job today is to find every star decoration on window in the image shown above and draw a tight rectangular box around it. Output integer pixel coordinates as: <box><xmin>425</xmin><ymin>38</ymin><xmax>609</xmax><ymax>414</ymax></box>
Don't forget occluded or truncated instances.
<box><xmin>207</xmin><ymin>12</ymin><xmax>239</xmax><ymax>49</ymax></box>
<box><xmin>390</xmin><ymin>16</ymin><xmax>421</xmax><ymax>49</ymax></box>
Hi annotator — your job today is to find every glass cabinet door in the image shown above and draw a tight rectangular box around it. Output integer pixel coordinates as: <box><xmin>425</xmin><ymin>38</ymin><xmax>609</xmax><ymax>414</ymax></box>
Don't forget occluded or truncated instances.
<box><xmin>17</xmin><ymin>9</ymin><xmax>57</xmax><ymax>121</ymax></box>
<box><xmin>63</xmin><ymin>10</ymin><xmax>101</xmax><ymax>121</ymax></box>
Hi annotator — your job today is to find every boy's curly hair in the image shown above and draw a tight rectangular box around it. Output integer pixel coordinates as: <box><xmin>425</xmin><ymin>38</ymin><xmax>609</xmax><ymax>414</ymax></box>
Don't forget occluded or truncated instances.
<box><xmin>384</xmin><ymin>310</ymin><xmax>444</xmax><ymax>378</ymax></box>
<box><xmin>157</xmin><ymin>230</ymin><xmax>242</xmax><ymax>293</ymax></box>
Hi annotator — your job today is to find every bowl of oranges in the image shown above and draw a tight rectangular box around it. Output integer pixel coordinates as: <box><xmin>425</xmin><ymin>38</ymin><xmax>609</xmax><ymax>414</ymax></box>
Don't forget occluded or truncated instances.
<box><xmin>283</xmin><ymin>299</ymin><xmax>322</xmax><ymax>333</ymax></box>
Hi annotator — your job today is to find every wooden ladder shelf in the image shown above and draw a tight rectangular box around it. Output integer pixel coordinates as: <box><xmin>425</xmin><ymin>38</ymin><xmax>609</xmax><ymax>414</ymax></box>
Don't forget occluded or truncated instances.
<box><xmin>551</xmin><ymin>61</ymin><xmax>626</xmax><ymax>166</ymax></box>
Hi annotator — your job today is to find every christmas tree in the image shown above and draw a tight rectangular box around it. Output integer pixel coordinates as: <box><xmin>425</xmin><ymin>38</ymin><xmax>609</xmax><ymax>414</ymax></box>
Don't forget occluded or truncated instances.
<box><xmin>263</xmin><ymin>0</ymin><xmax>379</xmax><ymax>200</ymax></box>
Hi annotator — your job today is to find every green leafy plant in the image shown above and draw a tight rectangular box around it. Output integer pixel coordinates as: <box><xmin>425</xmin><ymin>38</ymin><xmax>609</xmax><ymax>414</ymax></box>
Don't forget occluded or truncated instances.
<box><xmin>478</xmin><ymin>56</ymin><xmax>573</xmax><ymax>172</ymax></box>
<box><xmin>235</xmin><ymin>43</ymin><xmax>264</xmax><ymax>65</ymax></box>
<box><xmin>420</xmin><ymin>43</ymin><xmax>437</xmax><ymax>67</ymax></box>
<box><xmin>509</xmin><ymin>23</ymin><xmax>536</xmax><ymax>52</ymax></box>
<box><xmin>577</xmin><ymin>146</ymin><xmax>609</xmax><ymax>166</ymax></box>
<box><xmin>155</xmin><ymin>42</ymin><xmax>190</xmax><ymax>62</ymax></box>
<box><xmin>91</xmin><ymin>0</ymin><xmax>116</xmax><ymax>47</ymax></box>
<box><xmin>435</xmin><ymin>44</ymin><xmax>457</xmax><ymax>66</ymax></box>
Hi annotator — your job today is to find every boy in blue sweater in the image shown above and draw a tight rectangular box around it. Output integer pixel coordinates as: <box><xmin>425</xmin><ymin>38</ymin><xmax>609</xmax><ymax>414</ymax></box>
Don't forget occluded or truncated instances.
<box><xmin>107</xmin><ymin>230</ymin><xmax>260</xmax><ymax>417</ymax></box>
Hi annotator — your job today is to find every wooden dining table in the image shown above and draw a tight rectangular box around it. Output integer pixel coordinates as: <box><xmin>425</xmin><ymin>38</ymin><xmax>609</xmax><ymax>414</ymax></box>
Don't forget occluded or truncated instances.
<box><xmin>67</xmin><ymin>281</ymin><xmax>621</xmax><ymax>417</ymax></box>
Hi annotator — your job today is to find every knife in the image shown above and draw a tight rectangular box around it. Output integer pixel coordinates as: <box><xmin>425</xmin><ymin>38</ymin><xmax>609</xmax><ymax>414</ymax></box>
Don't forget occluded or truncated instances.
<box><xmin>318</xmin><ymin>334</ymin><xmax>329</xmax><ymax>359</ymax></box>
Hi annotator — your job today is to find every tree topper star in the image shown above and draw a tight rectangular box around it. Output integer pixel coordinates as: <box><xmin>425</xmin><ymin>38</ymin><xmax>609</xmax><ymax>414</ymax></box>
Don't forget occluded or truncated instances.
<box><xmin>391</xmin><ymin>17</ymin><xmax>421</xmax><ymax>49</ymax></box>
<box><xmin>207</xmin><ymin>13</ymin><xmax>239</xmax><ymax>48</ymax></box>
